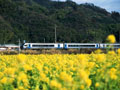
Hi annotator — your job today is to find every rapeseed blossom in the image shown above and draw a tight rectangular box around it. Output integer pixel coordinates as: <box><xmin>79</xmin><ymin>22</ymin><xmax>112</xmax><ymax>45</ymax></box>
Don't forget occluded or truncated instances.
<box><xmin>109</xmin><ymin>68</ymin><xmax>117</xmax><ymax>80</ymax></box>
<box><xmin>107</xmin><ymin>34</ymin><xmax>116</xmax><ymax>43</ymax></box>
<box><xmin>94</xmin><ymin>49</ymin><xmax>102</xmax><ymax>54</ymax></box>
<box><xmin>108</xmin><ymin>50</ymin><xmax>116</xmax><ymax>55</ymax></box>
<box><xmin>95</xmin><ymin>82</ymin><xmax>100</xmax><ymax>87</ymax></box>
<box><xmin>50</xmin><ymin>80</ymin><xmax>61</xmax><ymax>89</ymax></box>
<box><xmin>59</xmin><ymin>72</ymin><xmax>72</xmax><ymax>82</ymax></box>
<box><xmin>85</xmin><ymin>78</ymin><xmax>92</xmax><ymax>87</ymax></box>
<box><xmin>117</xmin><ymin>48</ymin><xmax>120</xmax><ymax>54</ymax></box>
<box><xmin>0</xmin><ymin>77</ymin><xmax>7</xmax><ymax>84</ymax></box>
<box><xmin>80</xmin><ymin>85</ymin><xmax>84</xmax><ymax>90</ymax></box>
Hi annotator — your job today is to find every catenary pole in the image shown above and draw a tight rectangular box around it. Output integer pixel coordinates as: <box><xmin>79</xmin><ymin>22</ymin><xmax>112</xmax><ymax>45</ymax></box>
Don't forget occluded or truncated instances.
<box><xmin>55</xmin><ymin>24</ymin><xmax>57</xmax><ymax>43</ymax></box>
<box><xmin>19</xmin><ymin>39</ymin><xmax>21</xmax><ymax>54</ymax></box>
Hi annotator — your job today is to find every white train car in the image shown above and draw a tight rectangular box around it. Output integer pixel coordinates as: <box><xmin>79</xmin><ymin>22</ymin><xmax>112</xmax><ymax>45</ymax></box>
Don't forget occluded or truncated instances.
<box><xmin>64</xmin><ymin>43</ymin><xmax>99</xmax><ymax>49</ymax></box>
<box><xmin>23</xmin><ymin>43</ymin><xmax>63</xmax><ymax>49</ymax></box>
<box><xmin>100</xmin><ymin>43</ymin><xmax>120</xmax><ymax>48</ymax></box>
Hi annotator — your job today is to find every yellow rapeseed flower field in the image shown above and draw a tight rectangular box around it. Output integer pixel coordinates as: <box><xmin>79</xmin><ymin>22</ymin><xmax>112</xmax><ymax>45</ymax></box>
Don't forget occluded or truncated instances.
<box><xmin>0</xmin><ymin>52</ymin><xmax>120</xmax><ymax>90</ymax></box>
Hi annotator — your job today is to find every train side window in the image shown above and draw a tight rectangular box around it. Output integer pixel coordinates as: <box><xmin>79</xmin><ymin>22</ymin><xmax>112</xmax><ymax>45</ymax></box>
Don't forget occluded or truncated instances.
<box><xmin>32</xmin><ymin>45</ymin><xmax>54</xmax><ymax>47</ymax></box>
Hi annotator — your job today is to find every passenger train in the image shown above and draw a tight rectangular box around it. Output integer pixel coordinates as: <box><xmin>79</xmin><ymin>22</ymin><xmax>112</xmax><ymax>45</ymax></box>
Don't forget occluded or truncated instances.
<box><xmin>22</xmin><ymin>43</ymin><xmax>120</xmax><ymax>49</ymax></box>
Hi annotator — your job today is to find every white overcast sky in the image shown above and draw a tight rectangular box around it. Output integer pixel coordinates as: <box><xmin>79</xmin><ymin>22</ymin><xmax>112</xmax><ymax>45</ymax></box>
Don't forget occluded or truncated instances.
<box><xmin>54</xmin><ymin>0</ymin><xmax>120</xmax><ymax>12</ymax></box>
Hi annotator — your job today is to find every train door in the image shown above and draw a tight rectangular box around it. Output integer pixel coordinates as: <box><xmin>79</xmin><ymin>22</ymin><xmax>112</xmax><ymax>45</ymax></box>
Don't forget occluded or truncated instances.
<box><xmin>28</xmin><ymin>44</ymin><xmax>31</xmax><ymax>49</ymax></box>
<box><xmin>96</xmin><ymin>44</ymin><xmax>99</xmax><ymax>48</ymax></box>
<box><xmin>64</xmin><ymin>43</ymin><xmax>67</xmax><ymax>49</ymax></box>
<box><xmin>58</xmin><ymin>44</ymin><xmax>60</xmax><ymax>49</ymax></box>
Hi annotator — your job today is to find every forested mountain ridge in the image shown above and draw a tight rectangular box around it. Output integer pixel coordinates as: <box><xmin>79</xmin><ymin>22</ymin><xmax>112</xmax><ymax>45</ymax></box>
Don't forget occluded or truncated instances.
<box><xmin>0</xmin><ymin>0</ymin><xmax>120</xmax><ymax>44</ymax></box>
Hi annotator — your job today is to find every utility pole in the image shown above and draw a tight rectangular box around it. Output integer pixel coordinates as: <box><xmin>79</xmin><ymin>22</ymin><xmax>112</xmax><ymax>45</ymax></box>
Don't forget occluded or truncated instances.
<box><xmin>18</xmin><ymin>39</ymin><xmax>21</xmax><ymax>54</ymax></box>
<box><xmin>4</xmin><ymin>41</ymin><xmax>5</xmax><ymax>46</ymax></box>
<box><xmin>55</xmin><ymin>24</ymin><xmax>57</xmax><ymax>43</ymax></box>
<box><xmin>118</xmin><ymin>31</ymin><xmax>120</xmax><ymax>43</ymax></box>
<box><xmin>44</xmin><ymin>38</ymin><xmax>45</xmax><ymax>43</ymax></box>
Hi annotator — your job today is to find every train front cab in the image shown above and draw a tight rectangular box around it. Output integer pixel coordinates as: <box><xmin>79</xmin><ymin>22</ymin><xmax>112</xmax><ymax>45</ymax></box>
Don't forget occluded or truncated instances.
<box><xmin>23</xmin><ymin>43</ymin><xmax>32</xmax><ymax>49</ymax></box>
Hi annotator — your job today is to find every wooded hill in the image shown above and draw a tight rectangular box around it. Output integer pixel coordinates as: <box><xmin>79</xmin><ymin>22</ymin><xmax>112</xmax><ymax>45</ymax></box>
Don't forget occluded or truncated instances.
<box><xmin>0</xmin><ymin>0</ymin><xmax>120</xmax><ymax>44</ymax></box>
